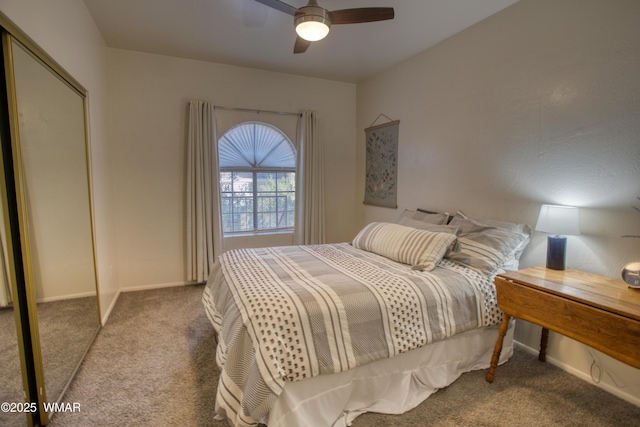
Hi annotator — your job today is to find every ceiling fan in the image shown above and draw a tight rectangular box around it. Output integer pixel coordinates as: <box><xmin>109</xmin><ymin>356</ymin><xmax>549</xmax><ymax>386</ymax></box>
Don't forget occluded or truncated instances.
<box><xmin>254</xmin><ymin>0</ymin><xmax>395</xmax><ymax>54</ymax></box>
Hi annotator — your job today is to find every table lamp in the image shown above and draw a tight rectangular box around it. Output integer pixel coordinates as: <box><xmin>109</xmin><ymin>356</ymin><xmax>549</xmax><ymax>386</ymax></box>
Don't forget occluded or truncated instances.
<box><xmin>535</xmin><ymin>204</ymin><xmax>580</xmax><ymax>270</ymax></box>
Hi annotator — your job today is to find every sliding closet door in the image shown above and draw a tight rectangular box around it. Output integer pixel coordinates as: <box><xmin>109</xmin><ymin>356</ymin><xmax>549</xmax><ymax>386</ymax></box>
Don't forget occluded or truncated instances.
<box><xmin>1</xmin><ymin>28</ymin><xmax>101</xmax><ymax>425</ymax></box>
<box><xmin>0</xmin><ymin>32</ymin><xmax>38</xmax><ymax>427</ymax></box>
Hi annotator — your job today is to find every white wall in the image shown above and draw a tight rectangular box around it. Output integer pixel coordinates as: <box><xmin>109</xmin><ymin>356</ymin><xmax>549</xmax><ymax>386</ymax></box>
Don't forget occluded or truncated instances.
<box><xmin>108</xmin><ymin>49</ymin><xmax>357</xmax><ymax>290</ymax></box>
<box><xmin>0</xmin><ymin>0</ymin><xmax>119</xmax><ymax>323</ymax></box>
<box><xmin>357</xmin><ymin>0</ymin><xmax>640</xmax><ymax>404</ymax></box>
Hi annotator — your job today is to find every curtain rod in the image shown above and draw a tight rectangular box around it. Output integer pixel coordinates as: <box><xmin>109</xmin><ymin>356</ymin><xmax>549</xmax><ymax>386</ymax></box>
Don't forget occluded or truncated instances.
<box><xmin>214</xmin><ymin>105</ymin><xmax>301</xmax><ymax>117</ymax></box>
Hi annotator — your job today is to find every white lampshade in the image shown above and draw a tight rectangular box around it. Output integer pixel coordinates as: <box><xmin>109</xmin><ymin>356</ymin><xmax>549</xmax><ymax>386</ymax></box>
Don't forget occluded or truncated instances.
<box><xmin>295</xmin><ymin>20</ymin><xmax>330</xmax><ymax>41</ymax></box>
<box><xmin>535</xmin><ymin>204</ymin><xmax>581</xmax><ymax>236</ymax></box>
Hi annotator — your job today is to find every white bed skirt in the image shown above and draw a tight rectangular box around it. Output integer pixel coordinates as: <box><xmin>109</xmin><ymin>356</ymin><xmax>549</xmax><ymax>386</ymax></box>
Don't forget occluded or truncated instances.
<box><xmin>266</xmin><ymin>320</ymin><xmax>515</xmax><ymax>427</ymax></box>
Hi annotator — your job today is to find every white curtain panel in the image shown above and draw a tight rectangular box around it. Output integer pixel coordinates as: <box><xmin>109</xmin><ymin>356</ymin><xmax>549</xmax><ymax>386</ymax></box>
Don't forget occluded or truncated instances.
<box><xmin>186</xmin><ymin>100</ymin><xmax>222</xmax><ymax>282</ymax></box>
<box><xmin>295</xmin><ymin>111</ymin><xmax>326</xmax><ymax>245</ymax></box>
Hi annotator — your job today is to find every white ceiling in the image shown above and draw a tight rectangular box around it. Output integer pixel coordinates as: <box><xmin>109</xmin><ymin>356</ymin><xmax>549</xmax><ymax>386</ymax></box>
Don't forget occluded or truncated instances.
<box><xmin>83</xmin><ymin>0</ymin><xmax>519</xmax><ymax>83</ymax></box>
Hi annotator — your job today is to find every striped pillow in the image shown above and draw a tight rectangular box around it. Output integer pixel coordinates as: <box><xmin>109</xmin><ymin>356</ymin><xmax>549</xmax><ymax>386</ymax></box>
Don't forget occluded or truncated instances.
<box><xmin>352</xmin><ymin>222</ymin><xmax>457</xmax><ymax>271</ymax></box>
<box><xmin>450</xmin><ymin>213</ymin><xmax>532</xmax><ymax>271</ymax></box>
<box><xmin>445</xmin><ymin>217</ymin><xmax>528</xmax><ymax>276</ymax></box>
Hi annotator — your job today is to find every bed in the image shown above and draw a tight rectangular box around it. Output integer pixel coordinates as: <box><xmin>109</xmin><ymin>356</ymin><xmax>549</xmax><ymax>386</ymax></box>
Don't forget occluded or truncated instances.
<box><xmin>203</xmin><ymin>210</ymin><xmax>531</xmax><ymax>427</ymax></box>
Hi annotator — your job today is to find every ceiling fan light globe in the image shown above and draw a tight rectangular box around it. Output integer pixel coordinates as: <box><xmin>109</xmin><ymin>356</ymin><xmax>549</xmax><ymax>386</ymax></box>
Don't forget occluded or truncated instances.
<box><xmin>296</xmin><ymin>21</ymin><xmax>330</xmax><ymax>41</ymax></box>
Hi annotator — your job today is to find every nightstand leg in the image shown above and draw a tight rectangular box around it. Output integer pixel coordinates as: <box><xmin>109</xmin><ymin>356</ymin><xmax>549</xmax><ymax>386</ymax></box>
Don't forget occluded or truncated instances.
<box><xmin>486</xmin><ymin>314</ymin><xmax>511</xmax><ymax>383</ymax></box>
<box><xmin>539</xmin><ymin>327</ymin><xmax>549</xmax><ymax>362</ymax></box>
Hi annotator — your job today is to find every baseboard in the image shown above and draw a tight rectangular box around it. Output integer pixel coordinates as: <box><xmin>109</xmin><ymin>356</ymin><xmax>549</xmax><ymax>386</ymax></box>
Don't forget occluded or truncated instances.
<box><xmin>514</xmin><ymin>341</ymin><xmax>640</xmax><ymax>408</ymax></box>
<box><xmin>120</xmin><ymin>281</ymin><xmax>203</xmax><ymax>293</ymax></box>
<box><xmin>37</xmin><ymin>291</ymin><xmax>97</xmax><ymax>304</ymax></box>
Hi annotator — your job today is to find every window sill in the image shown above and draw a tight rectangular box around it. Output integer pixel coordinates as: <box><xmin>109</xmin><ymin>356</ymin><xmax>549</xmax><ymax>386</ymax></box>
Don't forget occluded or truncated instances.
<box><xmin>224</xmin><ymin>229</ymin><xmax>294</xmax><ymax>238</ymax></box>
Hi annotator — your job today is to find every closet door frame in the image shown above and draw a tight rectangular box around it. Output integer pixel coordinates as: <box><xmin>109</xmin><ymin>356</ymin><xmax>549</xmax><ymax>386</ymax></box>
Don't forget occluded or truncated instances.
<box><xmin>1</xmin><ymin>31</ymin><xmax>51</xmax><ymax>425</ymax></box>
<box><xmin>0</xmin><ymin>12</ymin><xmax>100</xmax><ymax>426</ymax></box>
<box><xmin>0</xmin><ymin>31</ymin><xmax>38</xmax><ymax>426</ymax></box>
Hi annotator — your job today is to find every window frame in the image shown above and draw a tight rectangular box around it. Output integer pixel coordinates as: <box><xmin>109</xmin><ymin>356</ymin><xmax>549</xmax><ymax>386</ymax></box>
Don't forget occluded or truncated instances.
<box><xmin>217</xmin><ymin>121</ymin><xmax>296</xmax><ymax>236</ymax></box>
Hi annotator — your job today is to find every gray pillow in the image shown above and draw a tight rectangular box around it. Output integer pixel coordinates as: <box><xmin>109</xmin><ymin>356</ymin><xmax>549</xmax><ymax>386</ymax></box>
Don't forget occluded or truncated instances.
<box><xmin>396</xmin><ymin>209</ymin><xmax>450</xmax><ymax>228</ymax></box>
<box><xmin>445</xmin><ymin>216</ymin><xmax>529</xmax><ymax>276</ymax></box>
<box><xmin>452</xmin><ymin>212</ymin><xmax>532</xmax><ymax>271</ymax></box>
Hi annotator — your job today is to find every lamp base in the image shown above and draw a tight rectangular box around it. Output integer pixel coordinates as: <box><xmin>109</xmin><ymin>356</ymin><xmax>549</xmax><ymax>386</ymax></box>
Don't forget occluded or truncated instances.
<box><xmin>546</xmin><ymin>235</ymin><xmax>567</xmax><ymax>270</ymax></box>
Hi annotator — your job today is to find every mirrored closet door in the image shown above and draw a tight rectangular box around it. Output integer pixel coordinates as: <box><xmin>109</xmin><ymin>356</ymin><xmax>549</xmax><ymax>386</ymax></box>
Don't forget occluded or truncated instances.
<box><xmin>0</xmin><ymin>17</ymin><xmax>101</xmax><ymax>427</ymax></box>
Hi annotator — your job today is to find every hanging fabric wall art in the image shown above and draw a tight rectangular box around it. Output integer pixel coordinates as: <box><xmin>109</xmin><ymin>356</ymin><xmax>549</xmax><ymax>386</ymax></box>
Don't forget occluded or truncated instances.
<box><xmin>364</xmin><ymin>117</ymin><xmax>399</xmax><ymax>208</ymax></box>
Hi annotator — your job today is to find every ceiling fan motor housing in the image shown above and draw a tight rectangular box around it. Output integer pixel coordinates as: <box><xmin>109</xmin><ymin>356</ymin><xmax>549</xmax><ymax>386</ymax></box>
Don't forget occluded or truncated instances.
<box><xmin>295</xmin><ymin>5</ymin><xmax>332</xmax><ymax>41</ymax></box>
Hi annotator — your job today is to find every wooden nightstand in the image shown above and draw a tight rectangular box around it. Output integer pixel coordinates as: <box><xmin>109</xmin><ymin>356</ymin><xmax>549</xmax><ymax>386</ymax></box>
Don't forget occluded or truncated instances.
<box><xmin>486</xmin><ymin>266</ymin><xmax>640</xmax><ymax>383</ymax></box>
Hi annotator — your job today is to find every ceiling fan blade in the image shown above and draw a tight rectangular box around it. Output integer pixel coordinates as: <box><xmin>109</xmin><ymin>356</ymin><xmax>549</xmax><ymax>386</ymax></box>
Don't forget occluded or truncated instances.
<box><xmin>254</xmin><ymin>0</ymin><xmax>298</xmax><ymax>16</ymax></box>
<box><xmin>294</xmin><ymin>36</ymin><xmax>311</xmax><ymax>54</ymax></box>
<box><xmin>329</xmin><ymin>7</ymin><xmax>395</xmax><ymax>25</ymax></box>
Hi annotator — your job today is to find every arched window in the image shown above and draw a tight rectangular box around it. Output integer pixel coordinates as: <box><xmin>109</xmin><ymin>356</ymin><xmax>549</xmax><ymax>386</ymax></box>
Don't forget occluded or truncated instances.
<box><xmin>218</xmin><ymin>121</ymin><xmax>296</xmax><ymax>234</ymax></box>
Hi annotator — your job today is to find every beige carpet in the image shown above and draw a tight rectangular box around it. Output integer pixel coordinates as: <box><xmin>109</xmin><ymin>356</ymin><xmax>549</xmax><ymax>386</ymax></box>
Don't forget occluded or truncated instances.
<box><xmin>48</xmin><ymin>284</ymin><xmax>640</xmax><ymax>427</ymax></box>
<box><xmin>0</xmin><ymin>296</ymin><xmax>99</xmax><ymax>427</ymax></box>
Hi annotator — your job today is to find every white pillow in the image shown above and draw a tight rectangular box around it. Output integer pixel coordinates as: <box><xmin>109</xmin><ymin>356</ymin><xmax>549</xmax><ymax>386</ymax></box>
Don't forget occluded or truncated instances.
<box><xmin>353</xmin><ymin>222</ymin><xmax>457</xmax><ymax>271</ymax></box>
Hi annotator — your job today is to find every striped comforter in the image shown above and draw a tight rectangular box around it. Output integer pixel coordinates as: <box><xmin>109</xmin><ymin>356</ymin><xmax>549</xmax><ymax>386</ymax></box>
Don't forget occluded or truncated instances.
<box><xmin>202</xmin><ymin>243</ymin><xmax>501</xmax><ymax>427</ymax></box>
